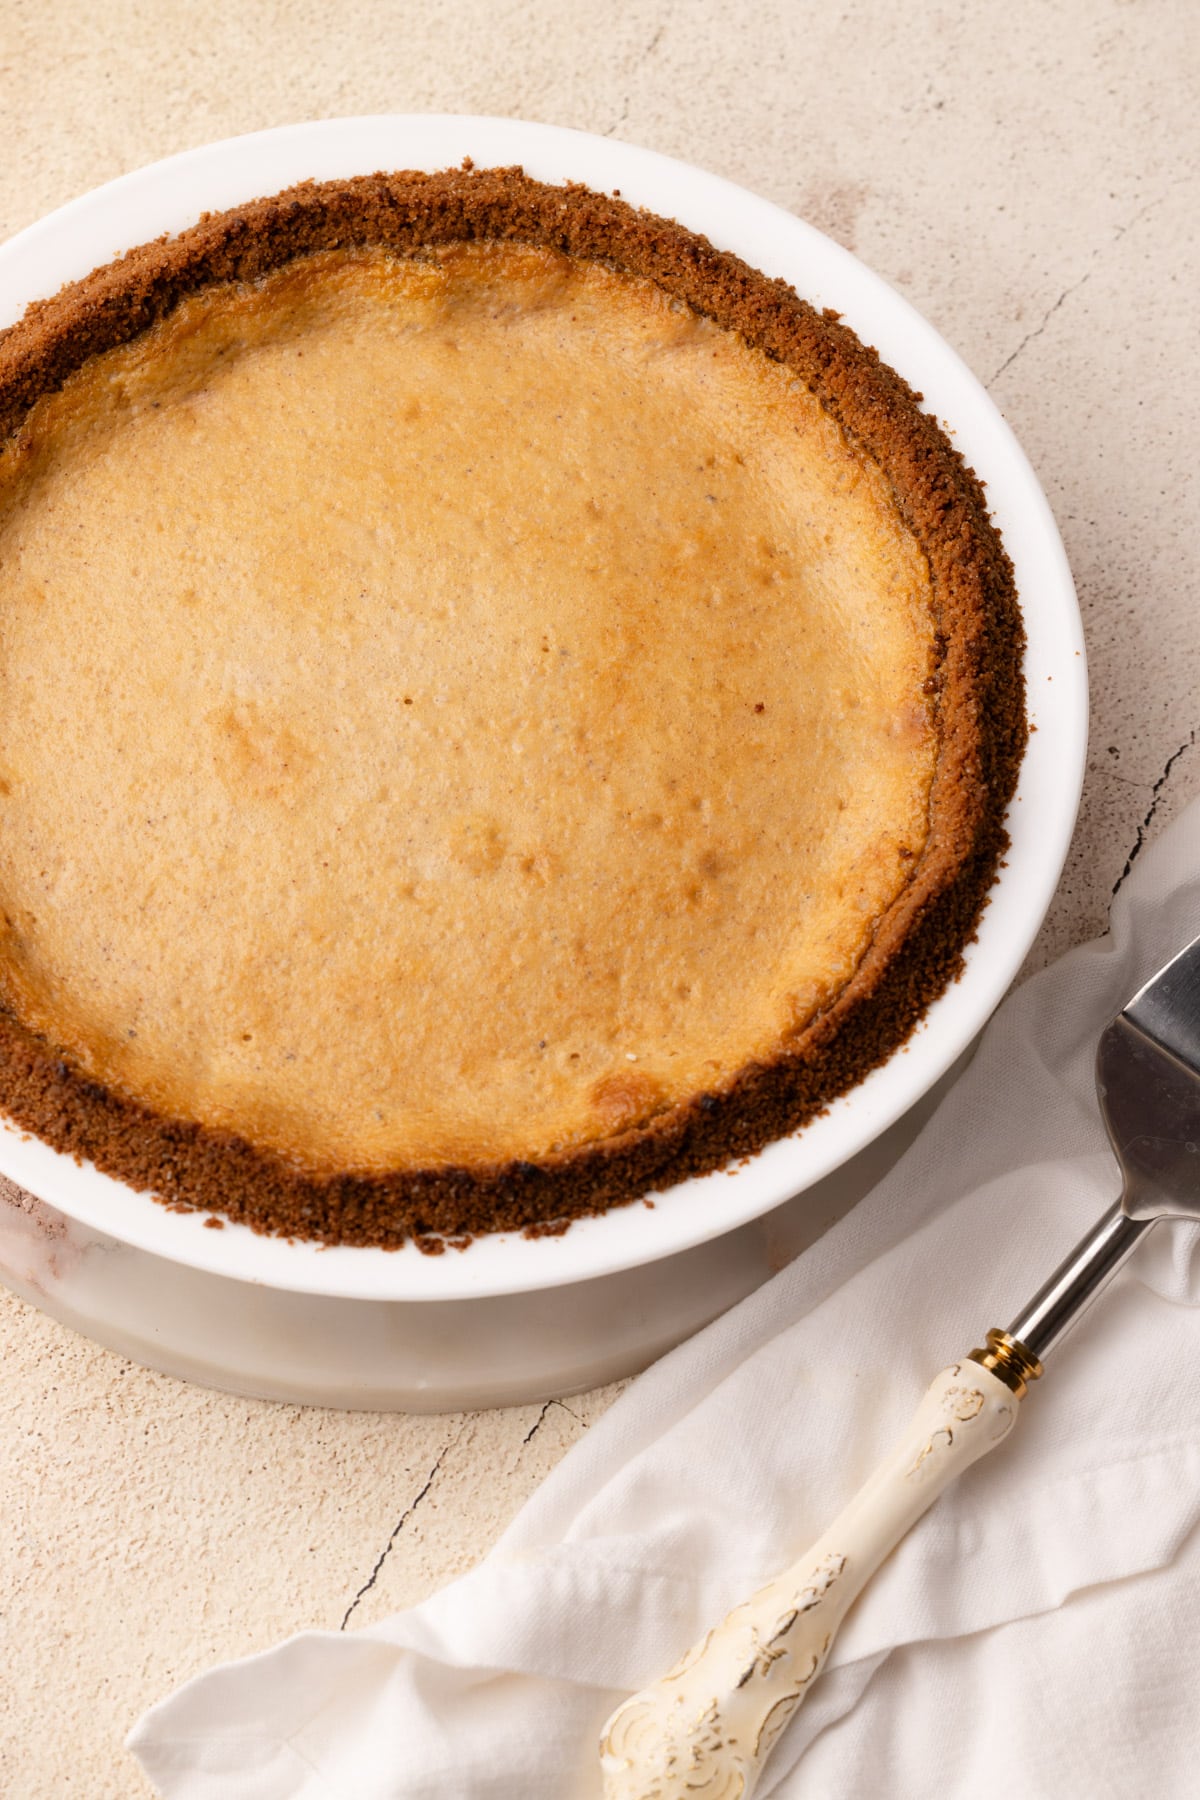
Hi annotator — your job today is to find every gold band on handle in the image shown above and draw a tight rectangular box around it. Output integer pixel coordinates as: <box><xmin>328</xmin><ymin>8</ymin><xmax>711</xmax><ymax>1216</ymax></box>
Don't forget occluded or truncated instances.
<box><xmin>967</xmin><ymin>1328</ymin><xmax>1044</xmax><ymax>1399</ymax></box>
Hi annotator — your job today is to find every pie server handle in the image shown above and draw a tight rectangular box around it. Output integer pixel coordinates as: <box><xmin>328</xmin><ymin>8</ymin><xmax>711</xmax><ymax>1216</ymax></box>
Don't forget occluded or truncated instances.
<box><xmin>598</xmin><ymin>1350</ymin><xmax>1031</xmax><ymax>1799</ymax></box>
<box><xmin>597</xmin><ymin>1194</ymin><xmax>1151</xmax><ymax>1795</ymax></box>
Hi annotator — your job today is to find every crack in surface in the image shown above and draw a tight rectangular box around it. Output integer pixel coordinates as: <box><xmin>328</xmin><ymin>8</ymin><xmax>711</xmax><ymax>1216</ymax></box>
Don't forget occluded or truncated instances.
<box><xmin>988</xmin><ymin>187</ymin><xmax>1176</xmax><ymax>388</ymax></box>
<box><xmin>604</xmin><ymin>17</ymin><xmax>667</xmax><ymax>136</ymax></box>
<box><xmin>340</xmin><ymin>1436</ymin><xmax>459</xmax><ymax>1630</ymax></box>
<box><xmin>522</xmin><ymin>1398</ymin><xmax>583</xmax><ymax>1445</ymax></box>
<box><xmin>604</xmin><ymin>101</ymin><xmax>631</xmax><ymax>140</ymax></box>
<box><xmin>1112</xmin><ymin>733</ymin><xmax>1195</xmax><ymax>897</ymax></box>
<box><xmin>989</xmin><ymin>274</ymin><xmax>1091</xmax><ymax>386</ymax></box>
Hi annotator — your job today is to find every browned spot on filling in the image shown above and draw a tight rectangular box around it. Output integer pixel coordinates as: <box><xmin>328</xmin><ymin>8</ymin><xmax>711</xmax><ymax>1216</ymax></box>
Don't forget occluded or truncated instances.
<box><xmin>588</xmin><ymin>1068</ymin><xmax>668</xmax><ymax>1135</ymax></box>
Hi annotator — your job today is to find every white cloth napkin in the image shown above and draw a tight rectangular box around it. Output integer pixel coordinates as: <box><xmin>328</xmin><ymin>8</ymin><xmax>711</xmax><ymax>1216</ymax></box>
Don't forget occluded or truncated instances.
<box><xmin>130</xmin><ymin>799</ymin><xmax>1200</xmax><ymax>1799</ymax></box>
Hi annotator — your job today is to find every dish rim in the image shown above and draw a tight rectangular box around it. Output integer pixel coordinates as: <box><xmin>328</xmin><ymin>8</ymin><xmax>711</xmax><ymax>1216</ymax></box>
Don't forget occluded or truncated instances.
<box><xmin>0</xmin><ymin>114</ymin><xmax>1087</xmax><ymax>1300</ymax></box>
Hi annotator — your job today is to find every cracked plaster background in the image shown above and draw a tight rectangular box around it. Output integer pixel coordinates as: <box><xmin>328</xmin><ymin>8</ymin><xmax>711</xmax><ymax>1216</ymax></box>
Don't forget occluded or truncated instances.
<box><xmin>0</xmin><ymin>0</ymin><xmax>1197</xmax><ymax>1792</ymax></box>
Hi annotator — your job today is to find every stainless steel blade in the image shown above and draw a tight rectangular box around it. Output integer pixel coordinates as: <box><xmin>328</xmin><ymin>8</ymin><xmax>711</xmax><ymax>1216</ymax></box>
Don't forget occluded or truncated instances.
<box><xmin>1008</xmin><ymin>927</ymin><xmax>1200</xmax><ymax>1360</ymax></box>
<box><xmin>1097</xmin><ymin>928</ymin><xmax>1200</xmax><ymax>1221</ymax></box>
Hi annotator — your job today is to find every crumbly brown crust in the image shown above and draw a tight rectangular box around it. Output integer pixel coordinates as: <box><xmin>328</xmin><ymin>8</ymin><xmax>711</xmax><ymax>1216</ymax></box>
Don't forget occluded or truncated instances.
<box><xmin>0</xmin><ymin>166</ymin><xmax>1025</xmax><ymax>1248</ymax></box>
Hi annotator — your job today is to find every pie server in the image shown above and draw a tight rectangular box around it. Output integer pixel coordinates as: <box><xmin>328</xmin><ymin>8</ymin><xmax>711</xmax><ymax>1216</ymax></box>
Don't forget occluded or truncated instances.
<box><xmin>599</xmin><ymin>928</ymin><xmax>1200</xmax><ymax>1798</ymax></box>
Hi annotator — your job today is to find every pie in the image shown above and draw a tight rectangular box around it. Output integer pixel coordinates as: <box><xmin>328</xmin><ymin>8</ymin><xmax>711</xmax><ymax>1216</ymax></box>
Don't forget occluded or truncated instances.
<box><xmin>0</xmin><ymin>167</ymin><xmax>1024</xmax><ymax>1248</ymax></box>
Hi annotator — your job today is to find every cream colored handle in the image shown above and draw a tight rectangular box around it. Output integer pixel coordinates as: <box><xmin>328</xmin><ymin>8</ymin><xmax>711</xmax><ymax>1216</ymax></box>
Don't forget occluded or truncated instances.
<box><xmin>599</xmin><ymin>1362</ymin><xmax>1020</xmax><ymax>1799</ymax></box>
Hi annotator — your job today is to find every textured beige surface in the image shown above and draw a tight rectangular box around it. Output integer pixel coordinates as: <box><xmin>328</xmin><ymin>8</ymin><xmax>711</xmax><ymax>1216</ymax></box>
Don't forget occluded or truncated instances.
<box><xmin>2</xmin><ymin>1</ymin><xmax>1198</xmax><ymax>1794</ymax></box>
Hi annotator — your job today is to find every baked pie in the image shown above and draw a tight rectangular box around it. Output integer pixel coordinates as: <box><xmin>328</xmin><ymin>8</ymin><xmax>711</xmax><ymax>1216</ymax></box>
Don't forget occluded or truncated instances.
<box><xmin>0</xmin><ymin>167</ymin><xmax>1024</xmax><ymax>1246</ymax></box>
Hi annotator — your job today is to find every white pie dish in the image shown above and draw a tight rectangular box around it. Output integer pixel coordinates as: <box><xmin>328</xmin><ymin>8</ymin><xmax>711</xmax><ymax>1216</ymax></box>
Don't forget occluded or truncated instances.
<box><xmin>0</xmin><ymin>117</ymin><xmax>1084</xmax><ymax>1392</ymax></box>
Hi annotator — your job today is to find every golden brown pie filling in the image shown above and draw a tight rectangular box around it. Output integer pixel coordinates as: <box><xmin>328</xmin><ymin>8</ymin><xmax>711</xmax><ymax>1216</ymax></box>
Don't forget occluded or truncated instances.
<box><xmin>0</xmin><ymin>170</ymin><xmax>1024</xmax><ymax>1245</ymax></box>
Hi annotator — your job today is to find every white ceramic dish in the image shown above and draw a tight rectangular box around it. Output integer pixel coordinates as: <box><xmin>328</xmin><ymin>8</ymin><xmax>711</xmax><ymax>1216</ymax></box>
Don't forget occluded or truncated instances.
<box><xmin>0</xmin><ymin>115</ymin><xmax>1087</xmax><ymax>1307</ymax></box>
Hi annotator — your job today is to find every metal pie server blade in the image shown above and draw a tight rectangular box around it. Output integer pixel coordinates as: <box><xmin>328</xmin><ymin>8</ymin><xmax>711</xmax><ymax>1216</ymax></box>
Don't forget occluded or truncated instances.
<box><xmin>1099</xmin><ymin>929</ymin><xmax>1200</xmax><ymax>1221</ymax></box>
<box><xmin>1009</xmin><ymin>927</ymin><xmax>1200</xmax><ymax>1364</ymax></box>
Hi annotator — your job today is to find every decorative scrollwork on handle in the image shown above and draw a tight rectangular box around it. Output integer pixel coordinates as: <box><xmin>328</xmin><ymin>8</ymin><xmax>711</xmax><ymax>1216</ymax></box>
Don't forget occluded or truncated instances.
<box><xmin>599</xmin><ymin>1362</ymin><xmax>1021</xmax><ymax>1799</ymax></box>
